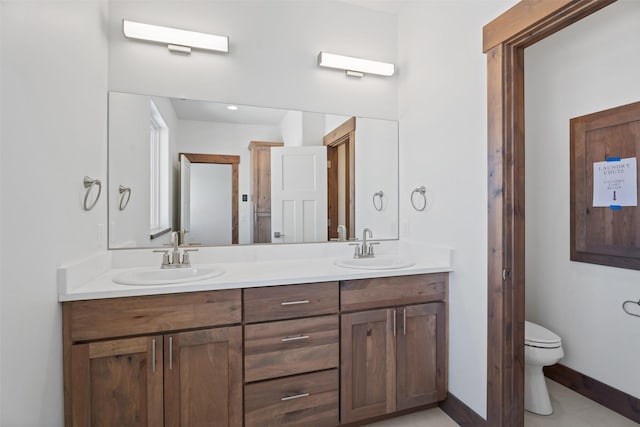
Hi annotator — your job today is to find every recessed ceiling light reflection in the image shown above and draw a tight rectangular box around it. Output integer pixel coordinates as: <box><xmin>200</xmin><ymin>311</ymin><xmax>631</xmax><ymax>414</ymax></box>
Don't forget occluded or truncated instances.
<box><xmin>227</xmin><ymin>105</ymin><xmax>239</xmax><ymax>111</ymax></box>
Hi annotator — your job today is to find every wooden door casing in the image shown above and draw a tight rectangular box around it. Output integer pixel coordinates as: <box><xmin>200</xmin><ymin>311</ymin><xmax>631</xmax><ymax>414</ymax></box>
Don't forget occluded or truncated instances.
<box><xmin>164</xmin><ymin>326</ymin><xmax>243</xmax><ymax>427</ymax></box>
<box><xmin>70</xmin><ymin>336</ymin><xmax>163</xmax><ymax>427</ymax></box>
<box><xmin>483</xmin><ymin>1</ymin><xmax>616</xmax><ymax>425</ymax></box>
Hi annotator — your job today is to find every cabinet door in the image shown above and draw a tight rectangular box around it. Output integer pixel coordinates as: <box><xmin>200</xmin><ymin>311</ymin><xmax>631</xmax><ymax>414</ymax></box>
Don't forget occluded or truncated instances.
<box><xmin>70</xmin><ymin>336</ymin><xmax>163</xmax><ymax>427</ymax></box>
<box><xmin>396</xmin><ymin>303</ymin><xmax>446</xmax><ymax>411</ymax></box>
<box><xmin>341</xmin><ymin>308</ymin><xmax>396</xmax><ymax>423</ymax></box>
<box><xmin>164</xmin><ymin>326</ymin><xmax>242</xmax><ymax>427</ymax></box>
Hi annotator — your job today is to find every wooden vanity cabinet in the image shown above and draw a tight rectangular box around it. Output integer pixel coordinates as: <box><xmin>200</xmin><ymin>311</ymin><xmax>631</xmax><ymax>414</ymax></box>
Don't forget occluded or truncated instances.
<box><xmin>243</xmin><ymin>282</ymin><xmax>340</xmax><ymax>427</ymax></box>
<box><xmin>63</xmin><ymin>290</ymin><xmax>242</xmax><ymax>427</ymax></box>
<box><xmin>340</xmin><ymin>274</ymin><xmax>448</xmax><ymax>424</ymax></box>
<box><xmin>63</xmin><ymin>273</ymin><xmax>448</xmax><ymax>427</ymax></box>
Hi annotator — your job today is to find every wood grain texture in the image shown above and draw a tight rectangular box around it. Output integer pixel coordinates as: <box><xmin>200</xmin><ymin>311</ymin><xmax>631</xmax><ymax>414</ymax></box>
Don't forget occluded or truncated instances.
<box><xmin>570</xmin><ymin>101</ymin><xmax>640</xmax><ymax>269</ymax></box>
<box><xmin>67</xmin><ymin>289</ymin><xmax>241</xmax><ymax>342</ymax></box>
<box><xmin>70</xmin><ymin>336</ymin><xmax>163</xmax><ymax>427</ymax></box>
<box><xmin>244</xmin><ymin>369</ymin><xmax>339</xmax><ymax>427</ymax></box>
<box><xmin>164</xmin><ymin>326</ymin><xmax>243</xmax><ymax>427</ymax></box>
<box><xmin>244</xmin><ymin>315</ymin><xmax>339</xmax><ymax>382</ymax></box>
<box><xmin>341</xmin><ymin>308</ymin><xmax>395</xmax><ymax>424</ymax></box>
<box><xmin>323</xmin><ymin>117</ymin><xmax>355</xmax><ymax>146</ymax></box>
<box><xmin>486</xmin><ymin>41</ymin><xmax>526</xmax><ymax>427</ymax></box>
<box><xmin>396</xmin><ymin>303</ymin><xmax>446</xmax><ymax>411</ymax></box>
<box><xmin>439</xmin><ymin>392</ymin><xmax>487</xmax><ymax>427</ymax></box>
<box><xmin>324</xmin><ymin>118</ymin><xmax>356</xmax><ymax>240</ymax></box>
<box><xmin>340</xmin><ymin>274</ymin><xmax>447</xmax><ymax>312</ymax></box>
<box><xmin>483</xmin><ymin>1</ymin><xmax>617</xmax><ymax>425</ymax></box>
<box><xmin>243</xmin><ymin>282</ymin><xmax>338</xmax><ymax>323</ymax></box>
<box><xmin>180</xmin><ymin>153</ymin><xmax>240</xmax><ymax>165</ymax></box>
<box><xmin>249</xmin><ymin>141</ymin><xmax>283</xmax><ymax>243</ymax></box>
<box><xmin>327</xmin><ymin>145</ymin><xmax>339</xmax><ymax>239</ymax></box>
<box><xmin>483</xmin><ymin>0</ymin><xmax>616</xmax><ymax>52</ymax></box>
<box><xmin>544</xmin><ymin>363</ymin><xmax>640</xmax><ymax>423</ymax></box>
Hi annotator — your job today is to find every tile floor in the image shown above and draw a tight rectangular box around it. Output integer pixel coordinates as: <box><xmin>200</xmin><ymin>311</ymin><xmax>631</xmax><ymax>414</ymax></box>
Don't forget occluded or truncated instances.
<box><xmin>524</xmin><ymin>379</ymin><xmax>638</xmax><ymax>427</ymax></box>
<box><xmin>366</xmin><ymin>379</ymin><xmax>638</xmax><ymax>426</ymax></box>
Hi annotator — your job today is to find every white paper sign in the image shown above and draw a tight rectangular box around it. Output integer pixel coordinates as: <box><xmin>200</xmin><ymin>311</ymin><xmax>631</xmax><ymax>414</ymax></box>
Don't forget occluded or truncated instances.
<box><xmin>593</xmin><ymin>157</ymin><xmax>637</xmax><ymax>207</ymax></box>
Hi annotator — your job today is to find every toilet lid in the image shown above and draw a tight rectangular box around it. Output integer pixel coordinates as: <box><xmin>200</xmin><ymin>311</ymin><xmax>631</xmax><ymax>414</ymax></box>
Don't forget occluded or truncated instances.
<box><xmin>525</xmin><ymin>321</ymin><xmax>561</xmax><ymax>348</ymax></box>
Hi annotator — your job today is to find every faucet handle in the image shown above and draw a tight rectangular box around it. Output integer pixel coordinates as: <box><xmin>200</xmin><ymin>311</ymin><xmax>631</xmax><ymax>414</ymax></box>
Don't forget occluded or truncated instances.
<box><xmin>182</xmin><ymin>249</ymin><xmax>198</xmax><ymax>266</ymax></box>
<box><xmin>348</xmin><ymin>243</ymin><xmax>361</xmax><ymax>258</ymax></box>
<box><xmin>368</xmin><ymin>242</ymin><xmax>380</xmax><ymax>256</ymax></box>
<box><xmin>153</xmin><ymin>250</ymin><xmax>170</xmax><ymax>266</ymax></box>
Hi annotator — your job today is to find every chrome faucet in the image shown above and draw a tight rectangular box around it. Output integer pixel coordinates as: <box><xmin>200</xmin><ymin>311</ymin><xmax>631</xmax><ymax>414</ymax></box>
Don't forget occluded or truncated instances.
<box><xmin>349</xmin><ymin>228</ymin><xmax>379</xmax><ymax>258</ymax></box>
<box><xmin>154</xmin><ymin>231</ymin><xmax>198</xmax><ymax>268</ymax></box>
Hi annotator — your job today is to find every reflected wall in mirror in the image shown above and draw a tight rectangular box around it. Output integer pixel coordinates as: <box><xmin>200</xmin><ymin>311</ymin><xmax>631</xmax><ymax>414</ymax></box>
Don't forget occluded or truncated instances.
<box><xmin>108</xmin><ymin>91</ymin><xmax>398</xmax><ymax>248</ymax></box>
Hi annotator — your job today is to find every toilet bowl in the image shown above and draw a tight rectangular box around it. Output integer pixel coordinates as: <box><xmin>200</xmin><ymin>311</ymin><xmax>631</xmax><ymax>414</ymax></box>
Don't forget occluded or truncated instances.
<box><xmin>524</xmin><ymin>321</ymin><xmax>564</xmax><ymax>415</ymax></box>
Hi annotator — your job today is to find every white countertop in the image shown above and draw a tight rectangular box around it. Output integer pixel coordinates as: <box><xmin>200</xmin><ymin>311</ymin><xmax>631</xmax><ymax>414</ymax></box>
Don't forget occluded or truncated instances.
<box><xmin>57</xmin><ymin>241</ymin><xmax>453</xmax><ymax>302</ymax></box>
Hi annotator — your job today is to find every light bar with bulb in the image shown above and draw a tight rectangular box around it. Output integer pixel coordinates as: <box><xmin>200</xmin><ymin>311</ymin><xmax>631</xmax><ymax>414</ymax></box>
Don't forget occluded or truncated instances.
<box><xmin>317</xmin><ymin>52</ymin><xmax>395</xmax><ymax>77</ymax></box>
<box><xmin>122</xmin><ymin>20</ymin><xmax>229</xmax><ymax>54</ymax></box>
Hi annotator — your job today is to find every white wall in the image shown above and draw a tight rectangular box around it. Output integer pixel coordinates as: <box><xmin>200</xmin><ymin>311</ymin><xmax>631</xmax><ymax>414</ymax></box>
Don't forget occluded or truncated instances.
<box><xmin>355</xmin><ymin>118</ymin><xmax>398</xmax><ymax>239</ymax></box>
<box><xmin>190</xmin><ymin>163</ymin><xmax>233</xmax><ymax>245</ymax></box>
<box><xmin>397</xmin><ymin>0</ymin><xmax>516</xmax><ymax>418</ymax></box>
<box><xmin>280</xmin><ymin>110</ymin><xmax>303</xmax><ymax>147</ymax></box>
<box><xmin>0</xmin><ymin>2</ymin><xmax>108</xmax><ymax>425</ymax></box>
<box><xmin>177</xmin><ymin>120</ymin><xmax>282</xmax><ymax>244</ymax></box>
<box><xmin>525</xmin><ymin>0</ymin><xmax>640</xmax><ymax>398</ymax></box>
<box><xmin>108</xmin><ymin>1</ymin><xmax>397</xmax><ymax>119</ymax></box>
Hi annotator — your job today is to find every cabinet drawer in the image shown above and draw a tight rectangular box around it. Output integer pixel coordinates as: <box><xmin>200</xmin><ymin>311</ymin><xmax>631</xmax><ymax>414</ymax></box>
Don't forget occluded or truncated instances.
<box><xmin>244</xmin><ymin>315</ymin><xmax>339</xmax><ymax>382</ymax></box>
<box><xmin>245</xmin><ymin>369</ymin><xmax>339</xmax><ymax>427</ymax></box>
<box><xmin>67</xmin><ymin>289</ymin><xmax>241</xmax><ymax>342</ymax></box>
<box><xmin>341</xmin><ymin>273</ymin><xmax>447</xmax><ymax>312</ymax></box>
<box><xmin>243</xmin><ymin>282</ymin><xmax>338</xmax><ymax>323</ymax></box>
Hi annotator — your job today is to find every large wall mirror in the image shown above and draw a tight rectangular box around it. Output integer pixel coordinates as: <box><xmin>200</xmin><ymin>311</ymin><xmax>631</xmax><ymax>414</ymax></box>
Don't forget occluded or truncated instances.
<box><xmin>108</xmin><ymin>91</ymin><xmax>398</xmax><ymax>249</ymax></box>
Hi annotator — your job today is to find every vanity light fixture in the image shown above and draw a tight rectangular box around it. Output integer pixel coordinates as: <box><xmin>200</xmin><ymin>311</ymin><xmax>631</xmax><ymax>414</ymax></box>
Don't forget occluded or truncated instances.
<box><xmin>227</xmin><ymin>105</ymin><xmax>239</xmax><ymax>111</ymax></box>
<box><xmin>317</xmin><ymin>52</ymin><xmax>395</xmax><ymax>77</ymax></box>
<box><xmin>122</xmin><ymin>20</ymin><xmax>229</xmax><ymax>54</ymax></box>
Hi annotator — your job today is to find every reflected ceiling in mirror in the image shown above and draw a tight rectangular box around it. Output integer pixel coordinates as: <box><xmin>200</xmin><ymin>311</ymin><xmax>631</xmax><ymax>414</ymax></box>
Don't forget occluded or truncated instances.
<box><xmin>108</xmin><ymin>91</ymin><xmax>398</xmax><ymax>249</ymax></box>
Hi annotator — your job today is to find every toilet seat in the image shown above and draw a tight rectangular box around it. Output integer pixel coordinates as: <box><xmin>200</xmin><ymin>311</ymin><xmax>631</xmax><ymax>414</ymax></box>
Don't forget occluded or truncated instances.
<box><xmin>525</xmin><ymin>321</ymin><xmax>562</xmax><ymax>348</ymax></box>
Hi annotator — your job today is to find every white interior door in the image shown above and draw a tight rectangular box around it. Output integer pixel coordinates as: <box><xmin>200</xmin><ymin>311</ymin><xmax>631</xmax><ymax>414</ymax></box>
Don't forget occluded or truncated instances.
<box><xmin>179</xmin><ymin>154</ymin><xmax>191</xmax><ymax>236</ymax></box>
<box><xmin>271</xmin><ymin>146</ymin><xmax>327</xmax><ymax>243</ymax></box>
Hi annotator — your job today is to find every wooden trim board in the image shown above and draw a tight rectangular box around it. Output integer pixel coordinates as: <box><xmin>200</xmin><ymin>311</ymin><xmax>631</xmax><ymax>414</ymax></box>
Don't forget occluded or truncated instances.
<box><xmin>483</xmin><ymin>1</ymin><xmax>617</xmax><ymax>425</ymax></box>
<box><xmin>544</xmin><ymin>364</ymin><xmax>640</xmax><ymax>424</ymax></box>
<box><xmin>439</xmin><ymin>393</ymin><xmax>487</xmax><ymax>427</ymax></box>
<box><xmin>180</xmin><ymin>152</ymin><xmax>241</xmax><ymax>244</ymax></box>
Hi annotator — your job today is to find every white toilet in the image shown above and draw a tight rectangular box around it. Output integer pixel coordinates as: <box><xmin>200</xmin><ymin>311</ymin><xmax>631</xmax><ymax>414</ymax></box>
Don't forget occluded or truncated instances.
<box><xmin>524</xmin><ymin>321</ymin><xmax>564</xmax><ymax>415</ymax></box>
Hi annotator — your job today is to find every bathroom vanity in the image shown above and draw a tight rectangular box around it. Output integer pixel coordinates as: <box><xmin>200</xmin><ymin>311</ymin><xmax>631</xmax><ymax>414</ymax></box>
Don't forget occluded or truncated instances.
<box><xmin>61</xmin><ymin>267</ymin><xmax>448</xmax><ymax>427</ymax></box>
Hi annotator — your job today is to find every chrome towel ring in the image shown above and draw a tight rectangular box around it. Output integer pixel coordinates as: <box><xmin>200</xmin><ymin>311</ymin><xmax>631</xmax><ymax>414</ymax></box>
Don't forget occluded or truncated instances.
<box><xmin>119</xmin><ymin>185</ymin><xmax>132</xmax><ymax>211</ymax></box>
<box><xmin>622</xmin><ymin>299</ymin><xmax>640</xmax><ymax>318</ymax></box>
<box><xmin>373</xmin><ymin>191</ymin><xmax>384</xmax><ymax>211</ymax></box>
<box><xmin>411</xmin><ymin>186</ymin><xmax>427</xmax><ymax>211</ymax></box>
<box><xmin>83</xmin><ymin>176</ymin><xmax>102</xmax><ymax>211</ymax></box>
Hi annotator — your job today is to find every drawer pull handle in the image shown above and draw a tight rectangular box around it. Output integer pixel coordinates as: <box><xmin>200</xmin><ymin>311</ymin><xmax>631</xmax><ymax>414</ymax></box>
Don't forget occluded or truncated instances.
<box><xmin>281</xmin><ymin>335</ymin><xmax>310</xmax><ymax>342</ymax></box>
<box><xmin>281</xmin><ymin>392</ymin><xmax>310</xmax><ymax>401</ymax></box>
<box><xmin>281</xmin><ymin>300</ymin><xmax>310</xmax><ymax>306</ymax></box>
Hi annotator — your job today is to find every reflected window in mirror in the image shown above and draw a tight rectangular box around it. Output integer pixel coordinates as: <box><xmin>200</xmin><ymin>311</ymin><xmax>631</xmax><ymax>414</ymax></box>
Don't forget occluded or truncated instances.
<box><xmin>149</xmin><ymin>100</ymin><xmax>170</xmax><ymax>237</ymax></box>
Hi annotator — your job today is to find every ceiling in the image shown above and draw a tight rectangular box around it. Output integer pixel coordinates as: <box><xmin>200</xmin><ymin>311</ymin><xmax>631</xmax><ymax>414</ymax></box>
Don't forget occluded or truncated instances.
<box><xmin>170</xmin><ymin>98</ymin><xmax>290</xmax><ymax>126</ymax></box>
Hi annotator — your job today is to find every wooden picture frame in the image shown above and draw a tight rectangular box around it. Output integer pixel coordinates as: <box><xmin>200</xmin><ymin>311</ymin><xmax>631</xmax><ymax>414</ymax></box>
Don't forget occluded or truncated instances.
<box><xmin>570</xmin><ymin>101</ymin><xmax>640</xmax><ymax>270</ymax></box>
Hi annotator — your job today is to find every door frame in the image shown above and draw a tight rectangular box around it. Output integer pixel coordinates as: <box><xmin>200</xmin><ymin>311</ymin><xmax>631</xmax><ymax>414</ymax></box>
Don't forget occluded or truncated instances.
<box><xmin>180</xmin><ymin>152</ymin><xmax>240</xmax><ymax>245</ymax></box>
<box><xmin>324</xmin><ymin>117</ymin><xmax>356</xmax><ymax>240</ymax></box>
<box><xmin>483</xmin><ymin>1</ymin><xmax>616</xmax><ymax>425</ymax></box>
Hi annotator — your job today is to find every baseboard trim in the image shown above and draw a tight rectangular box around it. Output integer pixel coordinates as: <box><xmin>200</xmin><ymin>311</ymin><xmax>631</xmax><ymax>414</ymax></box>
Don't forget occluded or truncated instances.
<box><xmin>544</xmin><ymin>363</ymin><xmax>640</xmax><ymax>423</ymax></box>
<box><xmin>439</xmin><ymin>393</ymin><xmax>487</xmax><ymax>427</ymax></box>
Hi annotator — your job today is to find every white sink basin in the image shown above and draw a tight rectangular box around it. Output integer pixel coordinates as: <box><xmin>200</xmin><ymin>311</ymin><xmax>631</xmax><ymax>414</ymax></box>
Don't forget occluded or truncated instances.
<box><xmin>334</xmin><ymin>255</ymin><xmax>415</xmax><ymax>270</ymax></box>
<box><xmin>113</xmin><ymin>266</ymin><xmax>224</xmax><ymax>286</ymax></box>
